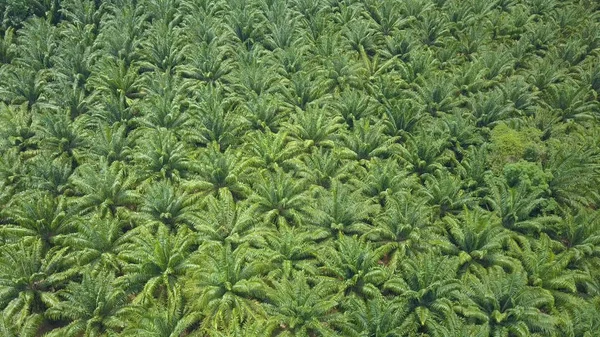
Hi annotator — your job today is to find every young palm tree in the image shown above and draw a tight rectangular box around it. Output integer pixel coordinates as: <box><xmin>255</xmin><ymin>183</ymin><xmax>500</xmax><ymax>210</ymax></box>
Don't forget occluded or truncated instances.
<box><xmin>137</xmin><ymin>181</ymin><xmax>199</xmax><ymax>229</ymax></box>
<box><xmin>317</xmin><ymin>235</ymin><xmax>391</xmax><ymax>299</ymax></box>
<box><xmin>121</xmin><ymin>286</ymin><xmax>201</xmax><ymax>337</ymax></box>
<box><xmin>457</xmin><ymin>267</ymin><xmax>559</xmax><ymax>337</ymax></box>
<box><xmin>120</xmin><ymin>224</ymin><xmax>195</xmax><ymax>303</ymax></box>
<box><xmin>262</xmin><ymin>271</ymin><xmax>349</xmax><ymax>337</ymax></box>
<box><xmin>194</xmin><ymin>189</ymin><xmax>255</xmax><ymax>246</ymax></box>
<box><xmin>69</xmin><ymin>161</ymin><xmax>140</xmax><ymax>218</ymax></box>
<box><xmin>184</xmin><ymin>242</ymin><xmax>270</xmax><ymax>331</ymax></box>
<box><xmin>185</xmin><ymin>144</ymin><xmax>252</xmax><ymax>200</ymax></box>
<box><xmin>247</xmin><ymin>168</ymin><xmax>312</xmax><ymax>228</ymax></box>
<box><xmin>0</xmin><ymin>239</ymin><xmax>75</xmax><ymax>335</ymax></box>
<box><xmin>283</xmin><ymin>106</ymin><xmax>343</xmax><ymax>149</ymax></box>
<box><xmin>364</xmin><ymin>192</ymin><xmax>437</xmax><ymax>259</ymax></box>
<box><xmin>342</xmin><ymin>294</ymin><xmax>407</xmax><ymax>337</ymax></box>
<box><xmin>307</xmin><ymin>179</ymin><xmax>379</xmax><ymax>237</ymax></box>
<box><xmin>1</xmin><ymin>191</ymin><xmax>74</xmax><ymax>248</ymax></box>
<box><xmin>55</xmin><ymin>216</ymin><xmax>131</xmax><ymax>274</ymax></box>
<box><xmin>250</xmin><ymin>224</ymin><xmax>324</xmax><ymax>278</ymax></box>
<box><xmin>383</xmin><ymin>253</ymin><xmax>463</xmax><ymax>337</ymax></box>
<box><xmin>293</xmin><ymin>147</ymin><xmax>357</xmax><ymax>190</ymax></box>
<box><xmin>437</xmin><ymin>208</ymin><xmax>516</xmax><ymax>276</ymax></box>
<box><xmin>45</xmin><ymin>271</ymin><xmax>129</xmax><ymax>337</ymax></box>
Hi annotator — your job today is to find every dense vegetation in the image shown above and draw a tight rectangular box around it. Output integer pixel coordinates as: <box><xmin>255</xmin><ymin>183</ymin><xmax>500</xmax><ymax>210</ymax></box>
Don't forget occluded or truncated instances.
<box><xmin>1</xmin><ymin>0</ymin><xmax>599</xmax><ymax>336</ymax></box>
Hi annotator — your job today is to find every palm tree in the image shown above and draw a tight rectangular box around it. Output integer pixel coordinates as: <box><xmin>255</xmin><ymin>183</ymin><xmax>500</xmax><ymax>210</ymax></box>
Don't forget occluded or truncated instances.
<box><xmin>437</xmin><ymin>208</ymin><xmax>516</xmax><ymax>276</ymax></box>
<box><xmin>484</xmin><ymin>179</ymin><xmax>551</xmax><ymax>237</ymax></box>
<box><xmin>250</xmin><ymin>224</ymin><xmax>324</xmax><ymax>278</ymax></box>
<box><xmin>339</xmin><ymin>119</ymin><xmax>401</xmax><ymax>162</ymax></box>
<box><xmin>120</xmin><ymin>224</ymin><xmax>195</xmax><ymax>303</ymax></box>
<box><xmin>121</xmin><ymin>287</ymin><xmax>201</xmax><ymax>337</ymax></box>
<box><xmin>243</xmin><ymin>130</ymin><xmax>302</xmax><ymax>172</ymax></box>
<box><xmin>364</xmin><ymin>192</ymin><xmax>437</xmax><ymax>259</ymax></box>
<box><xmin>12</xmin><ymin>17</ymin><xmax>56</xmax><ymax>71</ymax></box>
<box><xmin>138</xmin><ymin>20</ymin><xmax>186</xmax><ymax>73</ymax></box>
<box><xmin>384</xmin><ymin>253</ymin><xmax>463</xmax><ymax>337</ymax></box>
<box><xmin>247</xmin><ymin>168</ymin><xmax>312</xmax><ymax>228</ymax></box>
<box><xmin>34</xmin><ymin>111</ymin><xmax>87</xmax><ymax>168</ymax></box>
<box><xmin>543</xmin><ymin>145</ymin><xmax>600</xmax><ymax>209</ymax></box>
<box><xmin>0</xmin><ymin>239</ymin><xmax>75</xmax><ymax>335</ymax></box>
<box><xmin>307</xmin><ymin>179</ymin><xmax>379</xmax><ymax>237</ymax></box>
<box><xmin>194</xmin><ymin>189</ymin><xmax>255</xmax><ymax>246</ymax></box>
<box><xmin>457</xmin><ymin>267</ymin><xmax>559</xmax><ymax>337</ymax></box>
<box><xmin>86</xmin><ymin>123</ymin><xmax>133</xmax><ymax>164</ymax></box>
<box><xmin>137</xmin><ymin>181</ymin><xmax>199</xmax><ymax>229</ymax></box>
<box><xmin>185</xmin><ymin>144</ymin><xmax>252</xmax><ymax>200</ymax></box>
<box><xmin>184</xmin><ymin>87</ymin><xmax>245</xmax><ymax>151</ymax></box>
<box><xmin>45</xmin><ymin>271</ymin><xmax>129</xmax><ymax>337</ymax></box>
<box><xmin>317</xmin><ymin>235</ymin><xmax>391</xmax><ymax>299</ymax></box>
<box><xmin>1</xmin><ymin>191</ymin><xmax>74</xmax><ymax>248</ymax></box>
<box><xmin>179</xmin><ymin>40</ymin><xmax>232</xmax><ymax>85</ymax></box>
<box><xmin>519</xmin><ymin>234</ymin><xmax>594</xmax><ymax>310</ymax></box>
<box><xmin>354</xmin><ymin>158</ymin><xmax>417</xmax><ymax>207</ymax></box>
<box><xmin>342</xmin><ymin>294</ymin><xmax>407</xmax><ymax>337</ymax></box>
<box><xmin>423</xmin><ymin>170</ymin><xmax>477</xmax><ymax>218</ymax></box>
<box><xmin>69</xmin><ymin>161</ymin><xmax>140</xmax><ymax>218</ymax></box>
<box><xmin>283</xmin><ymin>106</ymin><xmax>343</xmax><ymax>149</ymax></box>
<box><xmin>24</xmin><ymin>155</ymin><xmax>73</xmax><ymax>196</ymax></box>
<box><xmin>293</xmin><ymin>147</ymin><xmax>357</xmax><ymax>190</ymax></box>
<box><xmin>184</xmin><ymin>242</ymin><xmax>270</xmax><ymax>331</ymax></box>
<box><xmin>262</xmin><ymin>271</ymin><xmax>349</xmax><ymax>337</ymax></box>
<box><xmin>54</xmin><ymin>216</ymin><xmax>131</xmax><ymax>274</ymax></box>
<box><xmin>0</xmin><ymin>103</ymin><xmax>37</xmax><ymax>155</ymax></box>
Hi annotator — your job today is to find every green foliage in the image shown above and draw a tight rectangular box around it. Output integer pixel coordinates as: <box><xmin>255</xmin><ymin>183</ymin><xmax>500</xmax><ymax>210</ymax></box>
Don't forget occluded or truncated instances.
<box><xmin>0</xmin><ymin>0</ymin><xmax>599</xmax><ymax>335</ymax></box>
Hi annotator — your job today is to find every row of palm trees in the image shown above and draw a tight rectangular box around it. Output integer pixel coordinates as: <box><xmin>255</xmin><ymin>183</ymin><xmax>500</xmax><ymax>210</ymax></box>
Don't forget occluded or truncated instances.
<box><xmin>1</xmin><ymin>0</ymin><xmax>600</xmax><ymax>336</ymax></box>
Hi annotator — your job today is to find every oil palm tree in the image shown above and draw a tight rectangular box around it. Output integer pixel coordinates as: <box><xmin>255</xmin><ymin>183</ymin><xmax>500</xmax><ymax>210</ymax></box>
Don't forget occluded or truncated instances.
<box><xmin>437</xmin><ymin>208</ymin><xmax>516</xmax><ymax>276</ymax></box>
<box><xmin>69</xmin><ymin>161</ymin><xmax>140</xmax><ymax>218</ymax></box>
<box><xmin>120</xmin><ymin>224</ymin><xmax>195</xmax><ymax>303</ymax></box>
<box><xmin>307</xmin><ymin>179</ymin><xmax>379</xmax><ymax>237</ymax></box>
<box><xmin>185</xmin><ymin>144</ymin><xmax>252</xmax><ymax>200</ymax></box>
<box><xmin>121</xmin><ymin>287</ymin><xmax>201</xmax><ymax>337</ymax></box>
<box><xmin>137</xmin><ymin>181</ymin><xmax>200</xmax><ymax>229</ymax></box>
<box><xmin>383</xmin><ymin>254</ymin><xmax>463</xmax><ymax>337</ymax></box>
<box><xmin>0</xmin><ymin>239</ymin><xmax>76</xmax><ymax>335</ymax></box>
<box><xmin>193</xmin><ymin>189</ymin><xmax>255</xmax><ymax>246</ymax></box>
<box><xmin>262</xmin><ymin>271</ymin><xmax>349</xmax><ymax>337</ymax></box>
<box><xmin>247</xmin><ymin>168</ymin><xmax>312</xmax><ymax>228</ymax></box>
<box><xmin>45</xmin><ymin>271</ymin><xmax>129</xmax><ymax>337</ymax></box>
<box><xmin>1</xmin><ymin>191</ymin><xmax>74</xmax><ymax>248</ymax></box>
<box><xmin>457</xmin><ymin>267</ymin><xmax>559</xmax><ymax>337</ymax></box>
<box><xmin>184</xmin><ymin>242</ymin><xmax>270</xmax><ymax>331</ymax></box>
<box><xmin>55</xmin><ymin>216</ymin><xmax>131</xmax><ymax>274</ymax></box>
<box><xmin>317</xmin><ymin>235</ymin><xmax>391</xmax><ymax>299</ymax></box>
